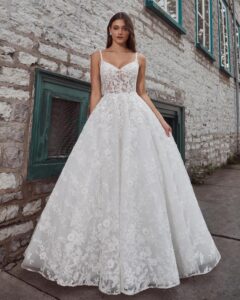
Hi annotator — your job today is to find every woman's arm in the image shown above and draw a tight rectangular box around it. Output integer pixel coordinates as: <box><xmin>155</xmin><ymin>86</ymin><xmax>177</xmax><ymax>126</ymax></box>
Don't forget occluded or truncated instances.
<box><xmin>89</xmin><ymin>51</ymin><xmax>102</xmax><ymax>115</ymax></box>
<box><xmin>136</xmin><ymin>53</ymin><xmax>172</xmax><ymax>137</ymax></box>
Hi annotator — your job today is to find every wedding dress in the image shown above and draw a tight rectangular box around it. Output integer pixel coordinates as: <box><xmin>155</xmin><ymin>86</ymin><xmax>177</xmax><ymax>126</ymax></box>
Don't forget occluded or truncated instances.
<box><xmin>21</xmin><ymin>50</ymin><xmax>221</xmax><ymax>295</ymax></box>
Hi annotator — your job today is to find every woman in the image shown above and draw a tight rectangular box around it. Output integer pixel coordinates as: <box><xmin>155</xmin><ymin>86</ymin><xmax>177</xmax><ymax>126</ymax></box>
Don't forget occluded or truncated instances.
<box><xmin>21</xmin><ymin>12</ymin><xmax>221</xmax><ymax>295</ymax></box>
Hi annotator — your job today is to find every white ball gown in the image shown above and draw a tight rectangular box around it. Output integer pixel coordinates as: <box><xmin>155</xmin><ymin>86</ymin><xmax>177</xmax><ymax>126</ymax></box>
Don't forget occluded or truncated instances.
<box><xmin>21</xmin><ymin>50</ymin><xmax>221</xmax><ymax>295</ymax></box>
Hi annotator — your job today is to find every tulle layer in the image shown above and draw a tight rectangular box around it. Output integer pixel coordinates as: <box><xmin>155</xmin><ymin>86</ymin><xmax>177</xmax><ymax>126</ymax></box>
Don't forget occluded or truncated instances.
<box><xmin>21</xmin><ymin>92</ymin><xmax>221</xmax><ymax>295</ymax></box>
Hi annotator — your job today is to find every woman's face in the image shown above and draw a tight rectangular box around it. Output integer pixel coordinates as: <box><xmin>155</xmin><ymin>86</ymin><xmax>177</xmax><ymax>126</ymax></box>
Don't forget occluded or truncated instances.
<box><xmin>109</xmin><ymin>19</ymin><xmax>130</xmax><ymax>45</ymax></box>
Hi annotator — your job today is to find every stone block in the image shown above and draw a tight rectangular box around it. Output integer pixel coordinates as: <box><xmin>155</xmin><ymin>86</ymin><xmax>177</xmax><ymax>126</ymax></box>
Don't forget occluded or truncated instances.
<box><xmin>0</xmin><ymin>101</ymin><xmax>12</xmax><ymax>121</ymax></box>
<box><xmin>0</xmin><ymin>191</ymin><xmax>23</xmax><ymax>204</ymax></box>
<box><xmin>0</xmin><ymin>173</ymin><xmax>17</xmax><ymax>190</ymax></box>
<box><xmin>2</xmin><ymin>144</ymin><xmax>24</xmax><ymax>168</ymax></box>
<box><xmin>22</xmin><ymin>199</ymin><xmax>42</xmax><ymax>216</ymax></box>
<box><xmin>0</xmin><ymin>87</ymin><xmax>29</xmax><ymax>101</ymax></box>
<box><xmin>0</xmin><ymin>46</ymin><xmax>15</xmax><ymax>63</ymax></box>
<box><xmin>1</xmin><ymin>29</ymin><xmax>33</xmax><ymax>49</ymax></box>
<box><xmin>39</xmin><ymin>43</ymin><xmax>68</xmax><ymax>62</ymax></box>
<box><xmin>0</xmin><ymin>221</ymin><xmax>33</xmax><ymax>242</ymax></box>
<box><xmin>0</xmin><ymin>67</ymin><xmax>29</xmax><ymax>86</ymax></box>
<box><xmin>18</xmin><ymin>52</ymin><xmax>38</xmax><ymax>66</ymax></box>
<box><xmin>0</xmin><ymin>205</ymin><xmax>19</xmax><ymax>223</ymax></box>
<box><xmin>38</xmin><ymin>58</ymin><xmax>58</xmax><ymax>71</ymax></box>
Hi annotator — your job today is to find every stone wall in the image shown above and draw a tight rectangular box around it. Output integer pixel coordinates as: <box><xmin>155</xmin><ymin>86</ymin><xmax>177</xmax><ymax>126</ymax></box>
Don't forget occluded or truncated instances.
<box><xmin>0</xmin><ymin>0</ymin><xmax>239</xmax><ymax>267</ymax></box>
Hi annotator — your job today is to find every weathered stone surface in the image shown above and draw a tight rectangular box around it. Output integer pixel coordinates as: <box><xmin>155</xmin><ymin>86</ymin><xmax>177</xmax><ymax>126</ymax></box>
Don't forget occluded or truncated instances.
<box><xmin>0</xmin><ymin>67</ymin><xmax>29</xmax><ymax>86</ymax></box>
<box><xmin>10</xmin><ymin>239</ymin><xmax>21</xmax><ymax>252</ymax></box>
<box><xmin>70</xmin><ymin>54</ymin><xmax>89</xmax><ymax>67</ymax></box>
<box><xmin>0</xmin><ymin>46</ymin><xmax>15</xmax><ymax>63</ymax></box>
<box><xmin>18</xmin><ymin>52</ymin><xmax>38</xmax><ymax>66</ymax></box>
<box><xmin>34</xmin><ymin>183</ymin><xmax>55</xmax><ymax>194</ymax></box>
<box><xmin>0</xmin><ymin>173</ymin><xmax>17</xmax><ymax>190</ymax></box>
<box><xmin>2</xmin><ymin>144</ymin><xmax>24</xmax><ymax>168</ymax></box>
<box><xmin>59</xmin><ymin>63</ymin><xmax>67</xmax><ymax>75</ymax></box>
<box><xmin>1</xmin><ymin>29</ymin><xmax>33</xmax><ymax>49</ymax></box>
<box><xmin>38</xmin><ymin>43</ymin><xmax>68</xmax><ymax>62</ymax></box>
<box><xmin>0</xmin><ymin>205</ymin><xmax>19</xmax><ymax>223</ymax></box>
<box><xmin>0</xmin><ymin>221</ymin><xmax>33</xmax><ymax>242</ymax></box>
<box><xmin>3</xmin><ymin>262</ymin><xmax>17</xmax><ymax>271</ymax></box>
<box><xmin>0</xmin><ymin>124</ymin><xmax>24</xmax><ymax>143</ymax></box>
<box><xmin>20</xmin><ymin>232</ymin><xmax>32</xmax><ymax>247</ymax></box>
<box><xmin>0</xmin><ymin>246</ymin><xmax>6</xmax><ymax>265</ymax></box>
<box><xmin>0</xmin><ymin>87</ymin><xmax>29</xmax><ymax>101</ymax></box>
<box><xmin>70</xmin><ymin>54</ymin><xmax>81</xmax><ymax>66</ymax></box>
<box><xmin>22</xmin><ymin>199</ymin><xmax>41</xmax><ymax>216</ymax></box>
<box><xmin>12</xmin><ymin>103</ymin><xmax>29</xmax><ymax>122</ymax></box>
<box><xmin>0</xmin><ymin>191</ymin><xmax>22</xmax><ymax>204</ymax></box>
<box><xmin>37</xmin><ymin>58</ymin><xmax>58</xmax><ymax>71</ymax></box>
<box><xmin>67</xmin><ymin>66</ymin><xmax>82</xmax><ymax>79</ymax></box>
<box><xmin>0</xmin><ymin>101</ymin><xmax>12</xmax><ymax>121</ymax></box>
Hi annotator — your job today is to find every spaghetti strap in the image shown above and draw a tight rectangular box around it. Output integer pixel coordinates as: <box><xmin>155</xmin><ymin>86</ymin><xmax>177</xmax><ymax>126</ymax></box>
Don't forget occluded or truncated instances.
<box><xmin>135</xmin><ymin>52</ymin><xmax>138</xmax><ymax>61</ymax></box>
<box><xmin>99</xmin><ymin>50</ymin><xmax>102</xmax><ymax>61</ymax></box>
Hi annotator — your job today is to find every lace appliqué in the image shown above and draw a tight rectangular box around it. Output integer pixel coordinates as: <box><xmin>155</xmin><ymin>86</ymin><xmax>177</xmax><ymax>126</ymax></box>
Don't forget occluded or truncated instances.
<box><xmin>21</xmin><ymin>49</ymin><xmax>221</xmax><ymax>295</ymax></box>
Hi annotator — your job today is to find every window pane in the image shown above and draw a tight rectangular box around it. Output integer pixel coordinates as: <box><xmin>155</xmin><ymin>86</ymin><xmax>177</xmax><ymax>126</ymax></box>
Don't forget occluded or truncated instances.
<box><xmin>197</xmin><ymin>0</ymin><xmax>211</xmax><ymax>51</ymax></box>
<box><xmin>48</xmin><ymin>98</ymin><xmax>80</xmax><ymax>158</ymax></box>
<box><xmin>205</xmin><ymin>0</ymin><xmax>210</xmax><ymax>26</ymax></box>
<box><xmin>198</xmin><ymin>14</ymin><xmax>204</xmax><ymax>44</ymax></box>
<box><xmin>154</xmin><ymin>0</ymin><xmax>178</xmax><ymax>20</ymax></box>
<box><xmin>219</xmin><ymin>0</ymin><xmax>230</xmax><ymax>69</ymax></box>
<box><xmin>198</xmin><ymin>0</ymin><xmax>203</xmax><ymax>17</ymax></box>
<box><xmin>205</xmin><ymin>23</ymin><xmax>210</xmax><ymax>49</ymax></box>
<box><xmin>155</xmin><ymin>0</ymin><xmax>165</xmax><ymax>9</ymax></box>
<box><xmin>167</xmin><ymin>0</ymin><xmax>177</xmax><ymax>20</ymax></box>
<box><xmin>236</xmin><ymin>25</ymin><xmax>240</xmax><ymax>80</ymax></box>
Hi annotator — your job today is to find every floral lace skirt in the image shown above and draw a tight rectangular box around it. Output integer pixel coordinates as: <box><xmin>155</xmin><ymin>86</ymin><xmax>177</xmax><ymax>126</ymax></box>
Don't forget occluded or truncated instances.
<box><xmin>21</xmin><ymin>92</ymin><xmax>221</xmax><ymax>295</ymax></box>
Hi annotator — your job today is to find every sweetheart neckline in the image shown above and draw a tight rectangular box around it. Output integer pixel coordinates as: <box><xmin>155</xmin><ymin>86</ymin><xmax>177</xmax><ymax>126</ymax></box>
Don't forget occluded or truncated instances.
<box><xmin>101</xmin><ymin>59</ymin><xmax>139</xmax><ymax>71</ymax></box>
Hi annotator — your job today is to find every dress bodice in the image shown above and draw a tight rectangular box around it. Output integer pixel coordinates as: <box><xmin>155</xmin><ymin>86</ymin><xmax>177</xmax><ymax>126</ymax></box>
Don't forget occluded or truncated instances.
<box><xmin>99</xmin><ymin>50</ymin><xmax>139</xmax><ymax>95</ymax></box>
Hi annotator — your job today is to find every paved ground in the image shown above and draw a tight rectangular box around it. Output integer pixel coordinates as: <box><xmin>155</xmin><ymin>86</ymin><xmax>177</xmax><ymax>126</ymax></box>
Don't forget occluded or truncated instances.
<box><xmin>1</xmin><ymin>164</ymin><xmax>240</xmax><ymax>300</ymax></box>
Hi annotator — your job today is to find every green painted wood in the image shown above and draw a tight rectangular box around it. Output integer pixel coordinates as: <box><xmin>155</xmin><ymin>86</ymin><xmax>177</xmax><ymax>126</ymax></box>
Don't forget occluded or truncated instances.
<box><xmin>195</xmin><ymin>0</ymin><xmax>215</xmax><ymax>61</ymax></box>
<box><xmin>210</xmin><ymin>0</ymin><xmax>214</xmax><ymax>54</ymax></box>
<box><xmin>144</xmin><ymin>0</ymin><xmax>186</xmax><ymax>34</ymax></box>
<box><xmin>226</xmin><ymin>0</ymin><xmax>231</xmax><ymax>74</ymax></box>
<box><xmin>238</xmin><ymin>23</ymin><xmax>240</xmax><ymax>48</ymax></box>
<box><xmin>152</xmin><ymin>100</ymin><xmax>185</xmax><ymax>162</ymax></box>
<box><xmin>217</xmin><ymin>0</ymin><xmax>232</xmax><ymax>76</ymax></box>
<box><xmin>178</xmin><ymin>0</ymin><xmax>183</xmax><ymax>25</ymax></box>
<box><xmin>27</xmin><ymin>68</ymin><xmax>91</xmax><ymax>180</ymax></box>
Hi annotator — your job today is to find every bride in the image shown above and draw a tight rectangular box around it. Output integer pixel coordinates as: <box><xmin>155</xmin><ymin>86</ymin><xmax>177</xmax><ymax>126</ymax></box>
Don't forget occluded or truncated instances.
<box><xmin>21</xmin><ymin>11</ymin><xmax>221</xmax><ymax>295</ymax></box>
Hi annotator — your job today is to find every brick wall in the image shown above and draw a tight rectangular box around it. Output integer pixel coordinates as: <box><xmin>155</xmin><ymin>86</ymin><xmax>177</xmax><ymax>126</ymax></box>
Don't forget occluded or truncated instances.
<box><xmin>0</xmin><ymin>0</ymin><xmax>239</xmax><ymax>267</ymax></box>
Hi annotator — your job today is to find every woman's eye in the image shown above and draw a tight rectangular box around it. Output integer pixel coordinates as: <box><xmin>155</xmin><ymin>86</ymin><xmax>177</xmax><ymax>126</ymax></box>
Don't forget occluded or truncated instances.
<box><xmin>113</xmin><ymin>27</ymin><xmax>128</xmax><ymax>31</ymax></box>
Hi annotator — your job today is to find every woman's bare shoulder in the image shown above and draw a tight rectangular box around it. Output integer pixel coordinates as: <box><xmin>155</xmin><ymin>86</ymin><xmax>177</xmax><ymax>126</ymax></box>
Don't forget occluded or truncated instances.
<box><xmin>137</xmin><ymin>52</ymin><xmax>146</xmax><ymax>67</ymax></box>
<box><xmin>137</xmin><ymin>52</ymin><xmax>146</xmax><ymax>60</ymax></box>
<box><xmin>90</xmin><ymin>50</ymin><xmax>101</xmax><ymax>58</ymax></box>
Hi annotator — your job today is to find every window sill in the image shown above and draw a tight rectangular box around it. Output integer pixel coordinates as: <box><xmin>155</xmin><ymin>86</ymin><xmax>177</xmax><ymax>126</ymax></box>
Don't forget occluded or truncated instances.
<box><xmin>145</xmin><ymin>0</ymin><xmax>186</xmax><ymax>35</ymax></box>
<box><xmin>196</xmin><ymin>42</ymin><xmax>215</xmax><ymax>62</ymax></box>
<box><xmin>219</xmin><ymin>65</ymin><xmax>232</xmax><ymax>77</ymax></box>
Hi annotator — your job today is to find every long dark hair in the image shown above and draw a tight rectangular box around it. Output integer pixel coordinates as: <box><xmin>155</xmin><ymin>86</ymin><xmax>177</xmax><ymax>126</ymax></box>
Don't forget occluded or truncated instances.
<box><xmin>106</xmin><ymin>12</ymin><xmax>136</xmax><ymax>52</ymax></box>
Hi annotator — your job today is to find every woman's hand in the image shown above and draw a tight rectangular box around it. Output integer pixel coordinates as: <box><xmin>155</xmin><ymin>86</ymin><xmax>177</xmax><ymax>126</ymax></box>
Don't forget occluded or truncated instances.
<box><xmin>160</xmin><ymin>120</ymin><xmax>172</xmax><ymax>137</ymax></box>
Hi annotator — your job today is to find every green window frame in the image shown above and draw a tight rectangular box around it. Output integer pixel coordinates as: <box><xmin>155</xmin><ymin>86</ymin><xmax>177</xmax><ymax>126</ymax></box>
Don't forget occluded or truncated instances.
<box><xmin>195</xmin><ymin>0</ymin><xmax>215</xmax><ymax>61</ymax></box>
<box><xmin>236</xmin><ymin>21</ymin><xmax>240</xmax><ymax>81</ymax></box>
<box><xmin>145</xmin><ymin>0</ymin><xmax>186</xmax><ymax>34</ymax></box>
<box><xmin>27</xmin><ymin>68</ymin><xmax>90</xmax><ymax>180</ymax></box>
<box><xmin>152</xmin><ymin>100</ymin><xmax>185</xmax><ymax>162</ymax></box>
<box><xmin>218</xmin><ymin>0</ymin><xmax>231</xmax><ymax>76</ymax></box>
